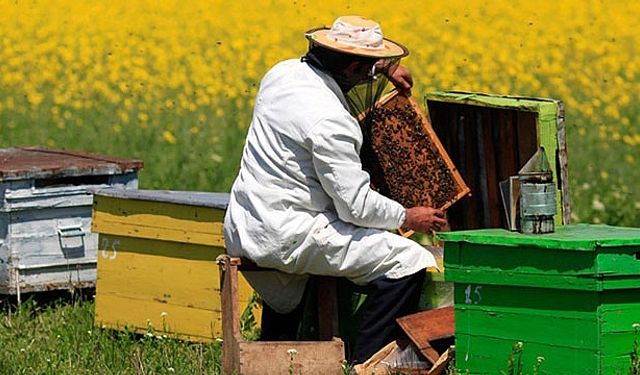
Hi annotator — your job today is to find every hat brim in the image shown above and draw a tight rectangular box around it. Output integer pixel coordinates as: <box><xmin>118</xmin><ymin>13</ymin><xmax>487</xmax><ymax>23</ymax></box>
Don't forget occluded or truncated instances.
<box><xmin>305</xmin><ymin>27</ymin><xmax>408</xmax><ymax>59</ymax></box>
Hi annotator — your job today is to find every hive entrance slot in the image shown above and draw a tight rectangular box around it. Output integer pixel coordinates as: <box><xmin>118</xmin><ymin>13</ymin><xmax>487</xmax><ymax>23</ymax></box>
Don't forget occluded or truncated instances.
<box><xmin>34</xmin><ymin>175</ymin><xmax>110</xmax><ymax>188</ymax></box>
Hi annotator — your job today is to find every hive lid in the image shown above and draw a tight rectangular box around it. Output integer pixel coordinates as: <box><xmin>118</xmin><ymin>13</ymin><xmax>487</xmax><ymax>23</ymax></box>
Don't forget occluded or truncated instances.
<box><xmin>94</xmin><ymin>188</ymin><xmax>229</xmax><ymax>209</ymax></box>
<box><xmin>438</xmin><ymin>224</ymin><xmax>640</xmax><ymax>251</ymax></box>
<box><xmin>0</xmin><ymin>147</ymin><xmax>143</xmax><ymax>182</ymax></box>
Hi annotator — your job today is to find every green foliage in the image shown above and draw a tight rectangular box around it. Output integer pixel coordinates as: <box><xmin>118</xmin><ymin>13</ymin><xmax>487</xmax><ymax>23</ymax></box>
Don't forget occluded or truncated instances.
<box><xmin>501</xmin><ymin>341</ymin><xmax>525</xmax><ymax>375</ymax></box>
<box><xmin>239</xmin><ymin>292</ymin><xmax>262</xmax><ymax>341</ymax></box>
<box><xmin>630</xmin><ymin>324</ymin><xmax>640</xmax><ymax>375</ymax></box>
<box><xmin>0</xmin><ymin>295</ymin><xmax>222</xmax><ymax>374</ymax></box>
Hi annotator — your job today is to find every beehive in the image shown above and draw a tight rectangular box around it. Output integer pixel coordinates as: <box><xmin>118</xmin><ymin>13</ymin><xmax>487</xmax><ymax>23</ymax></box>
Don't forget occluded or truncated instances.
<box><xmin>441</xmin><ymin>224</ymin><xmax>640</xmax><ymax>374</ymax></box>
<box><xmin>425</xmin><ymin>91</ymin><xmax>570</xmax><ymax>230</ymax></box>
<box><xmin>92</xmin><ymin>189</ymin><xmax>255</xmax><ymax>341</ymax></box>
<box><xmin>0</xmin><ymin>147</ymin><xmax>141</xmax><ymax>295</ymax></box>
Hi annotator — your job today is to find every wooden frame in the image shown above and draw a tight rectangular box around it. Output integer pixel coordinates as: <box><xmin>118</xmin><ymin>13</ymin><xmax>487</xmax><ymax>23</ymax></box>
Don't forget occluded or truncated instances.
<box><xmin>217</xmin><ymin>255</ymin><xmax>345</xmax><ymax>375</ymax></box>
<box><xmin>359</xmin><ymin>91</ymin><xmax>470</xmax><ymax>213</ymax></box>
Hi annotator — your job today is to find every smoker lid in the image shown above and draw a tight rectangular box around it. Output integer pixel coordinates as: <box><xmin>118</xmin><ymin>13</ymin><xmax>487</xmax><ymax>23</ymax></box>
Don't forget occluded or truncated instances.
<box><xmin>0</xmin><ymin>147</ymin><xmax>143</xmax><ymax>182</ymax></box>
<box><xmin>94</xmin><ymin>188</ymin><xmax>229</xmax><ymax>209</ymax></box>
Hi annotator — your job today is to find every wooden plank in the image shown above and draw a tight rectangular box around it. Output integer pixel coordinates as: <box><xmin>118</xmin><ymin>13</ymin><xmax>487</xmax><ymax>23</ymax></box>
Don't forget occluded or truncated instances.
<box><xmin>0</xmin><ymin>147</ymin><xmax>142</xmax><ymax>182</ymax></box>
<box><xmin>396</xmin><ymin>306</ymin><xmax>455</xmax><ymax>364</ymax></box>
<box><xmin>317</xmin><ymin>276</ymin><xmax>338</xmax><ymax>340</ymax></box>
<box><xmin>95</xmin><ymin>293</ymin><xmax>221</xmax><ymax>341</ymax></box>
<box><xmin>92</xmin><ymin>195</ymin><xmax>225</xmax><ymax>246</ymax></box>
<box><xmin>515</xmin><ymin>111</ymin><xmax>538</xmax><ymax>167</ymax></box>
<box><xmin>94</xmin><ymin>189</ymin><xmax>228</xmax><ymax>210</ymax></box>
<box><xmin>481</xmin><ymin>108</ymin><xmax>501</xmax><ymax>227</ymax></box>
<box><xmin>462</xmin><ymin>105</ymin><xmax>481</xmax><ymax>229</ymax></box>
<box><xmin>95</xmin><ymin>236</ymin><xmax>254</xmax><ymax>339</ymax></box>
<box><xmin>448</xmin><ymin>104</ymin><xmax>469</xmax><ymax>230</ymax></box>
<box><xmin>493</xmin><ymin>109</ymin><xmax>519</xmax><ymax>181</ymax></box>
<box><xmin>493</xmin><ymin>110</ymin><xmax>519</xmax><ymax>229</ymax></box>
<box><xmin>428</xmin><ymin>101</ymin><xmax>468</xmax><ymax>230</ymax></box>
<box><xmin>96</xmin><ymin>236</ymin><xmax>224</xmax><ymax>310</ymax></box>
<box><xmin>220</xmin><ymin>255</ymin><xmax>241</xmax><ymax>374</ymax></box>
<box><xmin>15</xmin><ymin>264</ymin><xmax>95</xmax><ymax>293</ymax></box>
<box><xmin>555</xmin><ymin>101</ymin><xmax>572</xmax><ymax>224</ymax></box>
<box><xmin>237</xmin><ymin>339</ymin><xmax>344</xmax><ymax>375</ymax></box>
<box><xmin>474</xmin><ymin>108</ymin><xmax>492</xmax><ymax>227</ymax></box>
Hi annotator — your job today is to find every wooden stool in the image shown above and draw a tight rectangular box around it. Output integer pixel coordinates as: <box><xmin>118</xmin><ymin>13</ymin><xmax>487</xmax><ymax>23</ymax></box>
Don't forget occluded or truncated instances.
<box><xmin>216</xmin><ymin>255</ymin><xmax>345</xmax><ymax>375</ymax></box>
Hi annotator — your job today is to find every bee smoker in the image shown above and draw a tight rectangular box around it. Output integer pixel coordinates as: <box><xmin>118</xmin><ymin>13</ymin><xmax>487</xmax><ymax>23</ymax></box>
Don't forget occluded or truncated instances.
<box><xmin>500</xmin><ymin>147</ymin><xmax>557</xmax><ymax>234</ymax></box>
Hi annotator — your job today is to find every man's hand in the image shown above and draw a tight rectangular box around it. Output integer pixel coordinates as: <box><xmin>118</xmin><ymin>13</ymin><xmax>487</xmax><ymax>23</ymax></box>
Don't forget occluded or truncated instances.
<box><xmin>403</xmin><ymin>206</ymin><xmax>448</xmax><ymax>233</ymax></box>
<box><xmin>382</xmin><ymin>64</ymin><xmax>413</xmax><ymax>95</ymax></box>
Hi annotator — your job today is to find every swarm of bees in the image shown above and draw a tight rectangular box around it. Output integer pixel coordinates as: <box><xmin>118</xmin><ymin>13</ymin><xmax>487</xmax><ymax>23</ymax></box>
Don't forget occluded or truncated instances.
<box><xmin>360</xmin><ymin>93</ymin><xmax>467</xmax><ymax>210</ymax></box>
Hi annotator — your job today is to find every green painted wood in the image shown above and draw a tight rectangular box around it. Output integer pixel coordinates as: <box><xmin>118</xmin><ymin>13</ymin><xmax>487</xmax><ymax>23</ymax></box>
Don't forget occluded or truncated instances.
<box><xmin>444</xmin><ymin>224</ymin><xmax>640</xmax><ymax>374</ymax></box>
<box><xmin>455</xmin><ymin>334</ymin><xmax>598</xmax><ymax>375</ymax></box>
<box><xmin>443</xmin><ymin>227</ymin><xmax>640</xmax><ymax>290</ymax></box>
<box><xmin>439</xmin><ymin>224</ymin><xmax>640</xmax><ymax>251</ymax></box>
<box><xmin>425</xmin><ymin>91</ymin><xmax>559</xmax><ymax>112</ymax></box>
<box><xmin>597</xmin><ymin>248</ymin><xmax>640</xmax><ymax>276</ymax></box>
<box><xmin>444</xmin><ymin>243</ymin><xmax>597</xmax><ymax>275</ymax></box>
<box><xmin>445</xmin><ymin>269</ymin><xmax>605</xmax><ymax>291</ymax></box>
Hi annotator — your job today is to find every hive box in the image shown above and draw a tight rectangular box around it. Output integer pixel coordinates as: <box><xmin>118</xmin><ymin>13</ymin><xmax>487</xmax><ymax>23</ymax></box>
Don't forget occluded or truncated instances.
<box><xmin>92</xmin><ymin>189</ymin><xmax>255</xmax><ymax>341</ymax></box>
<box><xmin>441</xmin><ymin>224</ymin><xmax>640</xmax><ymax>374</ymax></box>
<box><xmin>426</xmin><ymin>91</ymin><xmax>570</xmax><ymax>230</ymax></box>
<box><xmin>0</xmin><ymin>147</ymin><xmax>141</xmax><ymax>295</ymax></box>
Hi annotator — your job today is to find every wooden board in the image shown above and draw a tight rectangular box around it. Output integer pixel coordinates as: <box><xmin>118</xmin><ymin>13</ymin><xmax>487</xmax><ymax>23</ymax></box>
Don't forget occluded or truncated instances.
<box><xmin>92</xmin><ymin>192</ymin><xmax>256</xmax><ymax>341</ymax></box>
<box><xmin>0</xmin><ymin>147</ymin><xmax>142</xmax><ymax>182</ymax></box>
<box><xmin>236</xmin><ymin>340</ymin><xmax>345</xmax><ymax>375</ymax></box>
<box><xmin>92</xmin><ymin>195</ymin><xmax>225</xmax><ymax>247</ymax></box>
<box><xmin>396</xmin><ymin>306</ymin><xmax>455</xmax><ymax>364</ymax></box>
<box><xmin>94</xmin><ymin>235</ymin><xmax>255</xmax><ymax>340</ymax></box>
<box><xmin>359</xmin><ymin>91</ymin><xmax>470</xmax><ymax>211</ymax></box>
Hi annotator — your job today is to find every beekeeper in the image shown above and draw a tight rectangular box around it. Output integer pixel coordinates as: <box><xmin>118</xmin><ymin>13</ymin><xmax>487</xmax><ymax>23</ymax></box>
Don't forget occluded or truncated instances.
<box><xmin>223</xmin><ymin>15</ymin><xmax>447</xmax><ymax>364</ymax></box>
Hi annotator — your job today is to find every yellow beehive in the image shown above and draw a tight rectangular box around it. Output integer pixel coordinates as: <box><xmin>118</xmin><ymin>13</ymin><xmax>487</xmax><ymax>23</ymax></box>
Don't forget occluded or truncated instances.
<box><xmin>91</xmin><ymin>189</ymin><xmax>255</xmax><ymax>341</ymax></box>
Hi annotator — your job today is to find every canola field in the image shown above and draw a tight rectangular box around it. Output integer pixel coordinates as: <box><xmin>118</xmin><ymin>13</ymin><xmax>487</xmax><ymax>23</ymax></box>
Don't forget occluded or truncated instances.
<box><xmin>0</xmin><ymin>0</ymin><xmax>638</xmax><ymax>225</ymax></box>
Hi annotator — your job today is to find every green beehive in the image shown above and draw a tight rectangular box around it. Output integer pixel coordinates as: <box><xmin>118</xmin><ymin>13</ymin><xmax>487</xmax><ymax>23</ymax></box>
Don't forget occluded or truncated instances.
<box><xmin>441</xmin><ymin>224</ymin><xmax>640</xmax><ymax>374</ymax></box>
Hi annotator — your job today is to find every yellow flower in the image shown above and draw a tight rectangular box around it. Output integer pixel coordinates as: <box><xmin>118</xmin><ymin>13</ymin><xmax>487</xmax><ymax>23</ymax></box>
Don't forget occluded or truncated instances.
<box><xmin>163</xmin><ymin>130</ymin><xmax>177</xmax><ymax>144</ymax></box>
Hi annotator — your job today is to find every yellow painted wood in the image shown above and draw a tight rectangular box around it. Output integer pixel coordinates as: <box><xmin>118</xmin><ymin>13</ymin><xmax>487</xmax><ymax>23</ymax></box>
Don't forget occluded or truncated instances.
<box><xmin>96</xmin><ymin>293</ymin><xmax>221</xmax><ymax>342</ymax></box>
<box><xmin>94</xmin><ymin>232</ymin><xmax>256</xmax><ymax>340</ymax></box>
<box><xmin>92</xmin><ymin>195</ymin><xmax>225</xmax><ymax>246</ymax></box>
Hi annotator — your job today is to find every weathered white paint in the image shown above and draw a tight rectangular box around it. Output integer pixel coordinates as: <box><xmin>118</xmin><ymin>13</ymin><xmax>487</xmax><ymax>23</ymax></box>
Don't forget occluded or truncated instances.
<box><xmin>0</xmin><ymin>172</ymin><xmax>138</xmax><ymax>294</ymax></box>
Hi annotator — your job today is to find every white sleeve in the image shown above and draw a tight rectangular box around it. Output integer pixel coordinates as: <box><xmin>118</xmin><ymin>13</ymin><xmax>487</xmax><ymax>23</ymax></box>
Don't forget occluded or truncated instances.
<box><xmin>306</xmin><ymin>114</ymin><xmax>406</xmax><ymax>230</ymax></box>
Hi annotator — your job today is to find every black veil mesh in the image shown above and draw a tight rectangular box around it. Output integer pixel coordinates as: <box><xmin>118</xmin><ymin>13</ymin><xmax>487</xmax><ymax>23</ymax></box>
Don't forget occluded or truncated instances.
<box><xmin>344</xmin><ymin>58</ymin><xmax>400</xmax><ymax>130</ymax></box>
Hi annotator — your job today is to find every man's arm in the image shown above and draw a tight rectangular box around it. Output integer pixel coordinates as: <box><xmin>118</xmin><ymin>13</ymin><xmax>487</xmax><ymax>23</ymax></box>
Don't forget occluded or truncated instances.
<box><xmin>307</xmin><ymin>114</ymin><xmax>406</xmax><ymax>230</ymax></box>
<box><xmin>403</xmin><ymin>206</ymin><xmax>448</xmax><ymax>233</ymax></box>
<box><xmin>376</xmin><ymin>61</ymin><xmax>413</xmax><ymax>95</ymax></box>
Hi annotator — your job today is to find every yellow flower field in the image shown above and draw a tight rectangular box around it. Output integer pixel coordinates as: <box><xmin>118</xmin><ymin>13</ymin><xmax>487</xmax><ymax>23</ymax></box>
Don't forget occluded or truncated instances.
<box><xmin>0</xmin><ymin>0</ymin><xmax>638</xmax><ymax>225</ymax></box>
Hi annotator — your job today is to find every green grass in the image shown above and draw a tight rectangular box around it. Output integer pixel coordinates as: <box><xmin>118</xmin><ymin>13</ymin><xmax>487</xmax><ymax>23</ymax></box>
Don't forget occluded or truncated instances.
<box><xmin>0</xmin><ymin>292</ymin><xmax>223</xmax><ymax>374</ymax></box>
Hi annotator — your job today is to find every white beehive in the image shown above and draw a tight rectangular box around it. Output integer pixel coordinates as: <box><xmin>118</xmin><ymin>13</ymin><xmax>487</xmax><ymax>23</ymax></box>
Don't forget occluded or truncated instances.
<box><xmin>0</xmin><ymin>147</ymin><xmax>142</xmax><ymax>296</ymax></box>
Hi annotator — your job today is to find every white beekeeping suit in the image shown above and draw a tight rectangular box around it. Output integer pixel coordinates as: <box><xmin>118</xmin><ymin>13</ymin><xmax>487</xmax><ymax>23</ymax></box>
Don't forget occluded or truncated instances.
<box><xmin>223</xmin><ymin>58</ymin><xmax>436</xmax><ymax>313</ymax></box>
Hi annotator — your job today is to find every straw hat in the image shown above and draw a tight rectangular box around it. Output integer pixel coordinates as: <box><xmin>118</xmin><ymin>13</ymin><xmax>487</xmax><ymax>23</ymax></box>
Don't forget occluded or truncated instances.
<box><xmin>305</xmin><ymin>16</ymin><xmax>408</xmax><ymax>59</ymax></box>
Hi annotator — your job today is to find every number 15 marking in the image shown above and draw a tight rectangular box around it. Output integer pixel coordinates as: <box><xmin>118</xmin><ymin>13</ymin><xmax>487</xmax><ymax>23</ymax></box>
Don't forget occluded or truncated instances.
<box><xmin>464</xmin><ymin>285</ymin><xmax>482</xmax><ymax>305</ymax></box>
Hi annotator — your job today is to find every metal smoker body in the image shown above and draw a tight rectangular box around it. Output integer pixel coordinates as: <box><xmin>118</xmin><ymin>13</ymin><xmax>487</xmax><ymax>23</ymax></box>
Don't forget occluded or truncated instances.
<box><xmin>500</xmin><ymin>147</ymin><xmax>557</xmax><ymax>234</ymax></box>
<box><xmin>519</xmin><ymin>172</ymin><xmax>556</xmax><ymax>234</ymax></box>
